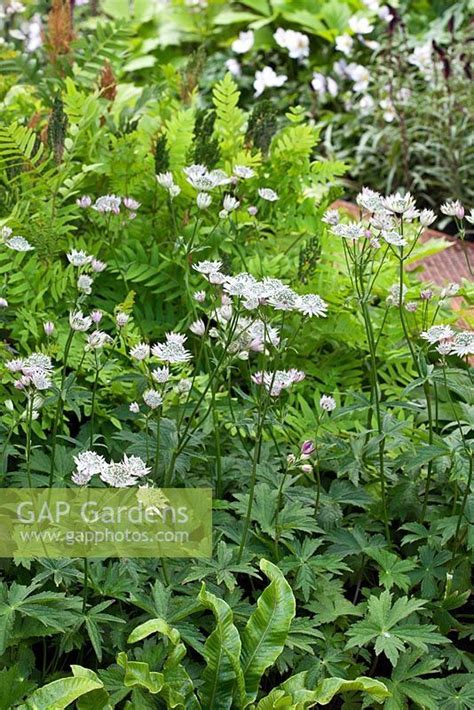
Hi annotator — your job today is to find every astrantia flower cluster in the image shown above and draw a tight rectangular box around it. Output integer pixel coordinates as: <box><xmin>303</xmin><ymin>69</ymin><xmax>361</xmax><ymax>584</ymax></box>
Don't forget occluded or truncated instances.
<box><xmin>420</xmin><ymin>325</ymin><xmax>473</xmax><ymax>357</ymax></box>
<box><xmin>252</xmin><ymin>369</ymin><xmax>305</xmax><ymax>397</ymax></box>
<box><xmin>6</xmin><ymin>353</ymin><xmax>53</xmax><ymax>391</ymax></box>
<box><xmin>72</xmin><ymin>451</ymin><xmax>150</xmax><ymax>487</ymax></box>
<box><xmin>152</xmin><ymin>332</ymin><xmax>192</xmax><ymax>364</ymax></box>
<box><xmin>156</xmin><ymin>172</ymin><xmax>181</xmax><ymax>198</ymax></box>
<box><xmin>183</xmin><ymin>165</ymin><xmax>231</xmax><ymax>192</ymax></box>
<box><xmin>1</xmin><ymin>226</ymin><xmax>34</xmax><ymax>252</ymax></box>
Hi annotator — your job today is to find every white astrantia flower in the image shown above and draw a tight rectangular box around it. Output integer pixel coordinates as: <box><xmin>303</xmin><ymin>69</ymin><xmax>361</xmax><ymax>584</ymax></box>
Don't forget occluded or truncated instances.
<box><xmin>156</xmin><ymin>172</ymin><xmax>175</xmax><ymax>189</ymax></box>
<box><xmin>419</xmin><ymin>209</ymin><xmax>436</xmax><ymax>227</ymax></box>
<box><xmin>233</xmin><ymin>165</ymin><xmax>255</xmax><ymax>180</ymax></box>
<box><xmin>258</xmin><ymin>188</ymin><xmax>279</xmax><ymax>202</ymax></box>
<box><xmin>23</xmin><ymin>353</ymin><xmax>53</xmax><ymax>372</ymax></box>
<box><xmin>223</xmin><ymin>195</ymin><xmax>239</xmax><ymax>212</ymax></box>
<box><xmin>6</xmin><ymin>359</ymin><xmax>25</xmax><ymax>372</ymax></box>
<box><xmin>183</xmin><ymin>165</ymin><xmax>231</xmax><ymax>191</ymax></box>
<box><xmin>5</xmin><ymin>236</ymin><xmax>34</xmax><ymax>251</ymax></box>
<box><xmin>0</xmin><ymin>298</ymin><xmax>8</xmax><ymax>308</ymax></box>
<box><xmin>450</xmin><ymin>331</ymin><xmax>474</xmax><ymax>357</ymax></box>
<box><xmin>349</xmin><ymin>16</ymin><xmax>374</xmax><ymax>34</ymax></box>
<box><xmin>252</xmin><ymin>369</ymin><xmax>305</xmax><ymax>397</ymax></box>
<box><xmin>267</xmin><ymin>285</ymin><xmax>298</xmax><ymax>311</ymax></box>
<box><xmin>67</xmin><ymin>249</ymin><xmax>92</xmax><ymax>267</ymax></box>
<box><xmin>382</xmin><ymin>191</ymin><xmax>417</xmax><ymax>215</ymax></box>
<box><xmin>231</xmin><ymin>30</ymin><xmax>254</xmax><ymax>54</ymax></box>
<box><xmin>227</xmin><ymin>317</ymin><xmax>280</xmax><ymax>355</ymax></box>
<box><xmin>116</xmin><ymin>312</ymin><xmax>130</xmax><ymax>327</ymax></box>
<box><xmin>320</xmin><ymin>394</ymin><xmax>336</xmax><ymax>411</ymax></box>
<box><xmin>86</xmin><ymin>330</ymin><xmax>112</xmax><ymax>350</ymax></box>
<box><xmin>27</xmin><ymin>368</ymin><xmax>52</xmax><ymax>390</ymax></box>
<box><xmin>332</xmin><ymin>222</ymin><xmax>366</xmax><ymax>240</ymax></box>
<box><xmin>100</xmin><ymin>454</ymin><xmax>150</xmax><ymax>488</ymax></box>
<box><xmin>93</xmin><ymin>195</ymin><xmax>122</xmax><ymax>214</ymax></box>
<box><xmin>440</xmin><ymin>283</ymin><xmax>460</xmax><ymax>298</ymax></box>
<box><xmin>77</xmin><ymin>274</ymin><xmax>93</xmax><ymax>294</ymax></box>
<box><xmin>335</xmin><ymin>34</ymin><xmax>354</xmax><ymax>56</ymax></box>
<box><xmin>130</xmin><ymin>343</ymin><xmax>150</xmax><ymax>361</ymax></box>
<box><xmin>193</xmin><ymin>260</ymin><xmax>223</xmax><ymax>275</ymax></box>
<box><xmin>370</xmin><ymin>211</ymin><xmax>395</xmax><ymax>231</ymax></box>
<box><xmin>322</xmin><ymin>209</ymin><xmax>340</xmax><ymax>225</ymax></box>
<box><xmin>440</xmin><ymin>200</ymin><xmax>464</xmax><ymax>219</ymax></box>
<box><xmin>0</xmin><ymin>227</ymin><xmax>13</xmax><ymax>239</ymax></box>
<box><xmin>465</xmin><ymin>209</ymin><xmax>474</xmax><ymax>225</ymax></box>
<box><xmin>123</xmin><ymin>197</ymin><xmax>140</xmax><ymax>211</ymax></box>
<box><xmin>197</xmin><ymin>192</ymin><xmax>212</xmax><ymax>209</ymax></box>
<box><xmin>143</xmin><ymin>389</ymin><xmax>163</xmax><ymax>409</ymax></box>
<box><xmin>295</xmin><ymin>294</ymin><xmax>328</xmax><ymax>318</ymax></box>
<box><xmin>381</xmin><ymin>230</ymin><xmax>407</xmax><ymax>247</ymax></box>
<box><xmin>152</xmin><ymin>332</ymin><xmax>192</xmax><ymax>364</ymax></box>
<box><xmin>408</xmin><ymin>42</ymin><xmax>434</xmax><ymax>76</ymax></box>
<box><xmin>356</xmin><ymin>187</ymin><xmax>384</xmax><ymax>213</ymax></box>
<box><xmin>76</xmin><ymin>195</ymin><xmax>92</xmax><ymax>208</ymax></box>
<box><xmin>152</xmin><ymin>366</ymin><xmax>170</xmax><ymax>384</ymax></box>
<box><xmin>274</xmin><ymin>27</ymin><xmax>310</xmax><ymax>59</ymax></box>
<box><xmin>194</xmin><ymin>290</ymin><xmax>206</xmax><ymax>303</ymax></box>
<box><xmin>129</xmin><ymin>402</ymin><xmax>140</xmax><ymax>413</ymax></box>
<box><xmin>253</xmin><ymin>67</ymin><xmax>287</xmax><ymax>97</ymax></box>
<box><xmin>70</xmin><ymin>310</ymin><xmax>92</xmax><ymax>331</ymax></box>
<box><xmin>420</xmin><ymin>325</ymin><xmax>455</xmax><ymax>344</ymax></box>
<box><xmin>72</xmin><ymin>450</ymin><xmax>107</xmax><ymax>485</ymax></box>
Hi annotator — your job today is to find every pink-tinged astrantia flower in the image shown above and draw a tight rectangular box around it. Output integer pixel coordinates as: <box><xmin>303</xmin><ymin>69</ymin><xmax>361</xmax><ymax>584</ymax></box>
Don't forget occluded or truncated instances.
<box><xmin>420</xmin><ymin>325</ymin><xmax>455</xmax><ymax>344</ymax></box>
<box><xmin>440</xmin><ymin>200</ymin><xmax>464</xmax><ymax>219</ymax></box>
<box><xmin>183</xmin><ymin>165</ymin><xmax>231</xmax><ymax>191</ymax></box>
<box><xmin>252</xmin><ymin>369</ymin><xmax>305</xmax><ymax>397</ymax></box>
<box><xmin>93</xmin><ymin>195</ymin><xmax>122</xmax><ymax>214</ymax></box>
<box><xmin>72</xmin><ymin>450</ymin><xmax>107</xmax><ymax>485</ymax></box>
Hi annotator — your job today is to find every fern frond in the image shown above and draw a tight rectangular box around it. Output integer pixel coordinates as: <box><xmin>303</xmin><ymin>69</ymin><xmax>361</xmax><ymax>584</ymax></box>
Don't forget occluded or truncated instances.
<box><xmin>0</xmin><ymin>122</ymin><xmax>46</xmax><ymax>174</ymax></box>
<box><xmin>213</xmin><ymin>73</ymin><xmax>245</xmax><ymax>158</ymax></box>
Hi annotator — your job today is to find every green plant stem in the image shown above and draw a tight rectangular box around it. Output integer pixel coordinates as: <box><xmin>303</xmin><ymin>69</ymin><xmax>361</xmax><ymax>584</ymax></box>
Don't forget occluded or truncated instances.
<box><xmin>25</xmin><ymin>396</ymin><xmax>34</xmax><ymax>488</ymax></box>
<box><xmin>49</xmin><ymin>328</ymin><xmax>75</xmax><ymax>486</ymax></box>
<box><xmin>89</xmin><ymin>352</ymin><xmax>100</xmax><ymax>448</ymax></box>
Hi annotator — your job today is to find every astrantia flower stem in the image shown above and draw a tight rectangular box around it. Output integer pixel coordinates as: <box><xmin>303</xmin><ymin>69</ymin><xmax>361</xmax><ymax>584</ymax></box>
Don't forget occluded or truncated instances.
<box><xmin>49</xmin><ymin>327</ymin><xmax>75</xmax><ymax>486</ymax></box>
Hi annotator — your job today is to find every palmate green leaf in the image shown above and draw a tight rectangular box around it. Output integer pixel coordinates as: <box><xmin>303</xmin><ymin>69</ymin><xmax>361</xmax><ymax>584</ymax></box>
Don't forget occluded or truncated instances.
<box><xmin>18</xmin><ymin>676</ymin><xmax>104</xmax><ymax>710</ymax></box>
<box><xmin>241</xmin><ymin>559</ymin><xmax>296</xmax><ymax>704</ymax></box>
<box><xmin>346</xmin><ymin>590</ymin><xmax>448</xmax><ymax>666</ymax></box>
<box><xmin>380</xmin><ymin>652</ymin><xmax>443</xmax><ymax>710</ymax></box>
<box><xmin>198</xmin><ymin>583</ymin><xmax>243</xmax><ymax>710</ymax></box>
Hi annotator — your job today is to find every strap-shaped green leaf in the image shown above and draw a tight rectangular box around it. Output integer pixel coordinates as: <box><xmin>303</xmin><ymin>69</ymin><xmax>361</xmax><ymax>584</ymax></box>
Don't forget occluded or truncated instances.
<box><xmin>281</xmin><ymin>672</ymin><xmax>389</xmax><ymax>706</ymax></box>
<box><xmin>241</xmin><ymin>559</ymin><xmax>296</xmax><ymax>703</ymax></box>
<box><xmin>198</xmin><ymin>583</ymin><xmax>243</xmax><ymax>710</ymax></box>
<box><xmin>117</xmin><ymin>652</ymin><xmax>164</xmax><ymax>694</ymax></box>
<box><xmin>19</xmin><ymin>677</ymin><xmax>103</xmax><ymax>709</ymax></box>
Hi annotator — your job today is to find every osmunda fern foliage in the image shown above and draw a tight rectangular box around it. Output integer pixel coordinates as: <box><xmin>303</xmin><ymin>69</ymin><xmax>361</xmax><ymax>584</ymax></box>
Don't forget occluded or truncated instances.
<box><xmin>0</xmin><ymin>1</ymin><xmax>472</xmax><ymax>708</ymax></box>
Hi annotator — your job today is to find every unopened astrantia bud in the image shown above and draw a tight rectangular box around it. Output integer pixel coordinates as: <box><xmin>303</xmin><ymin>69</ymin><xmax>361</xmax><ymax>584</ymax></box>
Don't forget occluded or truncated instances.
<box><xmin>197</xmin><ymin>193</ymin><xmax>212</xmax><ymax>209</ymax></box>
<box><xmin>405</xmin><ymin>301</ymin><xmax>418</xmax><ymax>312</ymax></box>
<box><xmin>91</xmin><ymin>259</ymin><xmax>107</xmax><ymax>273</ymax></box>
<box><xmin>194</xmin><ymin>290</ymin><xmax>206</xmax><ymax>303</ymax></box>
<box><xmin>300</xmin><ymin>440</ymin><xmax>316</xmax><ymax>458</ymax></box>
<box><xmin>129</xmin><ymin>402</ymin><xmax>140</xmax><ymax>413</ymax></box>
<box><xmin>43</xmin><ymin>321</ymin><xmax>55</xmax><ymax>336</ymax></box>
<box><xmin>0</xmin><ymin>297</ymin><xmax>8</xmax><ymax>308</ymax></box>
<box><xmin>223</xmin><ymin>195</ymin><xmax>240</xmax><ymax>212</ymax></box>
<box><xmin>77</xmin><ymin>274</ymin><xmax>93</xmax><ymax>294</ymax></box>
<box><xmin>300</xmin><ymin>463</ymin><xmax>313</xmax><ymax>474</ymax></box>
<box><xmin>123</xmin><ymin>197</ymin><xmax>141</xmax><ymax>211</ymax></box>
<box><xmin>420</xmin><ymin>288</ymin><xmax>433</xmax><ymax>300</ymax></box>
<box><xmin>116</xmin><ymin>312</ymin><xmax>130</xmax><ymax>327</ymax></box>
<box><xmin>248</xmin><ymin>206</ymin><xmax>258</xmax><ymax>217</ymax></box>
<box><xmin>189</xmin><ymin>319</ymin><xmax>206</xmax><ymax>336</ymax></box>
<box><xmin>76</xmin><ymin>195</ymin><xmax>92</xmax><ymax>208</ymax></box>
<box><xmin>287</xmin><ymin>454</ymin><xmax>296</xmax><ymax>466</ymax></box>
<box><xmin>419</xmin><ymin>209</ymin><xmax>436</xmax><ymax>227</ymax></box>
<box><xmin>91</xmin><ymin>309</ymin><xmax>103</xmax><ymax>324</ymax></box>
